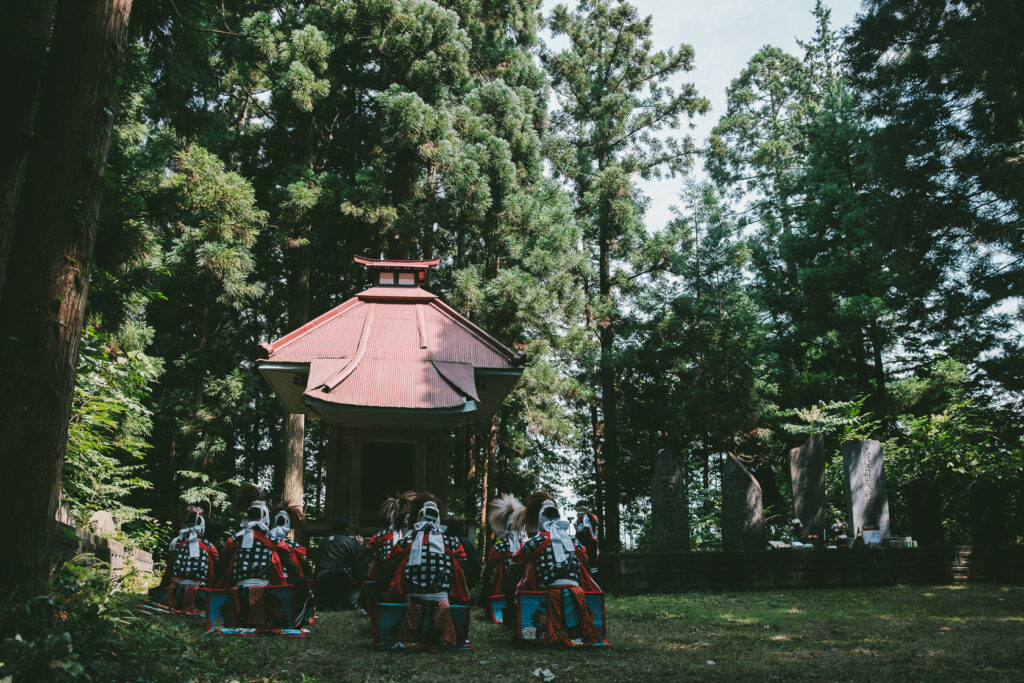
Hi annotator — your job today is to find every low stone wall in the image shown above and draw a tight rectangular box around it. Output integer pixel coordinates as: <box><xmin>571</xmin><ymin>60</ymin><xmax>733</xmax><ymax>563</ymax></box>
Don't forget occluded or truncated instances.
<box><xmin>600</xmin><ymin>546</ymin><xmax>1024</xmax><ymax>593</ymax></box>
<box><xmin>51</xmin><ymin>521</ymin><xmax>154</xmax><ymax>575</ymax></box>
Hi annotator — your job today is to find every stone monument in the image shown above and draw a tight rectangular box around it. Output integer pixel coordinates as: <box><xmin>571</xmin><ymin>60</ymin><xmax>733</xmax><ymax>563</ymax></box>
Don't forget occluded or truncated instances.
<box><xmin>968</xmin><ymin>478</ymin><xmax>1006</xmax><ymax>545</ymax></box>
<box><xmin>842</xmin><ymin>439</ymin><xmax>891</xmax><ymax>539</ymax></box>
<box><xmin>722</xmin><ymin>453</ymin><xmax>765</xmax><ymax>551</ymax></box>
<box><xmin>88</xmin><ymin>510</ymin><xmax>117</xmax><ymax>535</ymax></box>
<box><xmin>905</xmin><ymin>477</ymin><xmax>943</xmax><ymax>547</ymax></box>
<box><xmin>651</xmin><ymin>448</ymin><xmax>689</xmax><ymax>551</ymax></box>
<box><xmin>789</xmin><ymin>433</ymin><xmax>826</xmax><ymax>540</ymax></box>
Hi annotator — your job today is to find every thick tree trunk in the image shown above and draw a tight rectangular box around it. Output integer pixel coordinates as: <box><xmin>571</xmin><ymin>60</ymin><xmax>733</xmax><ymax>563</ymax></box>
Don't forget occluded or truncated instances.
<box><xmin>0</xmin><ymin>0</ymin><xmax>57</xmax><ymax>304</ymax></box>
<box><xmin>588</xmin><ymin>402</ymin><xmax>605</xmax><ymax>542</ymax></box>
<box><xmin>598</xmin><ymin>220</ymin><xmax>621</xmax><ymax>553</ymax></box>
<box><xmin>486</xmin><ymin>414</ymin><xmax>498</xmax><ymax>502</ymax></box>
<box><xmin>389</xmin><ymin>148</ymin><xmax>416</xmax><ymax>258</ymax></box>
<box><xmin>282</xmin><ymin>235</ymin><xmax>311</xmax><ymax>507</ymax></box>
<box><xmin>465</xmin><ymin>430</ymin><xmax>477</xmax><ymax>518</ymax></box>
<box><xmin>478</xmin><ymin>429</ymin><xmax>489</xmax><ymax>536</ymax></box>
<box><xmin>869</xmin><ymin>323</ymin><xmax>888</xmax><ymax>416</ymax></box>
<box><xmin>0</xmin><ymin>0</ymin><xmax>133</xmax><ymax>596</ymax></box>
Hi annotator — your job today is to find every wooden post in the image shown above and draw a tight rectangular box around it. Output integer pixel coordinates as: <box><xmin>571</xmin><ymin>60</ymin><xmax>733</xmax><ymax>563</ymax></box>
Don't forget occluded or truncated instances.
<box><xmin>350</xmin><ymin>436</ymin><xmax>363</xmax><ymax>529</ymax></box>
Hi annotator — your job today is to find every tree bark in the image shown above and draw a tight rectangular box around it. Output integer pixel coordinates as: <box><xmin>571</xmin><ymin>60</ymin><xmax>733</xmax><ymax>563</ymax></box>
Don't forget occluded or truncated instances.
<box><xmin>0</xmin><ymin>0</ymin><xmax>133</xmax><ymax>596</ymax></box>
<box><xmin>478</xmin><ymin>426</ymin><xmax>489</xmax><ymax>536</ymax></box>
<box><xmin>388</xmin><ymin>148</ymin><xmax>416</xmax><ymax>258</ymax></box>
<box><xmin>281</xmin><ymin>232</ymin><xmax>311</xmax><ymax>508</ymax></box>
<box><xmin>588</xmin><ymin>402</ymin><xmax>605</xmax><ymax>542</ymax></box>
<box><xmin>598</xmin><ymin>209</ymin><xmax>621</xmax><ymax>553</ymax></box>
<box><xmin>0</xmin><ymin>0</ymin><xmax>57</xmax><ymax>304</ymax></box>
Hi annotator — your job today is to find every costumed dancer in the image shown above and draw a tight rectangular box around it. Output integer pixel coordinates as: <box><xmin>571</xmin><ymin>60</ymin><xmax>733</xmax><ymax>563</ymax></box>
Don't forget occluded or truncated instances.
<box><xmin>364</xmin><ymin>491</ymin><xmax>413</xmax><ymax>583</ymax></box>
<box><xmin>269</xmin><ymin>499</ymin><xmax>316</xmax><ymax>625</ymax></box>
<box><xmin>148</xmin><ymin>505</ymin><xmax>218</xmax><ymax>614</ymax></box>
<box><xmin>483</xmin><ymin>494</ymin><xmax>524</xmax><ymax>622</ymax></box>
<box><xmin>511</xmin><ymin>496</ymin><xmax>604</xmax><ymax>647</ymax></box>
<box><xmin>383</xmin><ymin>492</ymin><xmax>469</xmax><ymax>650</ymax></box>
<box><xmin>216</xmin><ymin>485</ymin><xmax>291</xmax><ymax>589</ymax></box>
<box><xmin>573</xmin><ymin>501</ymin><xmax>600</xmax><ymax>576</ymax></box>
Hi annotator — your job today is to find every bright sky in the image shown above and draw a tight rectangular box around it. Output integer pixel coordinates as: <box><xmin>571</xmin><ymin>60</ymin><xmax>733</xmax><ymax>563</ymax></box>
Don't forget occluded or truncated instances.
<box><xmin>544</xmin><ymin>0</ymin><xmax>864</xmax><ymax>230</ymax></box>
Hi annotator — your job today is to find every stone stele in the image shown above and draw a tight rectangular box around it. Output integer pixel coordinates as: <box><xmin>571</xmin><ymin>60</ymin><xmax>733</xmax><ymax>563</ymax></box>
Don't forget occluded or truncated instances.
<box><xmin>842</xmin><ymin>439</ymin><xmax>890</xmax><ymax>539</ymax></box>
<box><xmin>722</xmin><ymin>453</ymin><xmax>765</xmax><ymax>551</ymax></box>
<box><xmin>789</xmin><ymin>433</ymin><xmax>826</xmax><ymax>539</ymax></box>
<box><xmin>651</xmin><ymin>448</ymin><xmax>689</xmax><ymax>552</ymax></box>
<box><xmin>968</xmin><ymin>478</ymin><xmax>1006</xmax><ymax>545</ymax></box>
<box><xmin>905</xmin><ymin>477</ymin><xmax>943</xmax><ymax>547</ymax></box>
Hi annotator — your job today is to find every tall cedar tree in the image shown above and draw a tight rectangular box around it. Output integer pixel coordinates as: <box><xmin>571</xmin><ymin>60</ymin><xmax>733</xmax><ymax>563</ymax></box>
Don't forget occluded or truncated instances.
<box><xmin>846</xmin><ymin>0</ymin><xmax>1024</xmax><ymax>395</ymax></box>
<box><xmin>543</xmin><ymin>0</ymin><xmax>707</xmax><ymax>550</ymax></box>
<box><xmin>0</xmin><ymin>0</ymin><xmax>133</xmax><ymax>595</ymax></box>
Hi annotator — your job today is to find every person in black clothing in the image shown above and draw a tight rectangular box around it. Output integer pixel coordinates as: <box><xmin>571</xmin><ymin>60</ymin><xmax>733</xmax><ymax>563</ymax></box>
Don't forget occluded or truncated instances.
<box><xmin>444</xmin><ymin>515</ymin><xmax>480</xmax><ymax>590</ymax></box>
<box><xmin>204</xmin><ymin>518</ymin><xmax>227</xmax><ymax>556</ymax></box>
<box><xmin>314</xmin><ymin>516</ymin><xmax>365</xmax><ymax>610</ymax></box>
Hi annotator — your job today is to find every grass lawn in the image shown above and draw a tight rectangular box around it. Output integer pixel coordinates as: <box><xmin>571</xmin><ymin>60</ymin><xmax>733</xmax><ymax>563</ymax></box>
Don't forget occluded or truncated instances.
<box><xmin>118</xmin><ymin>584</ymin><xmax>1024</xmax><ymax>681</ymax></box>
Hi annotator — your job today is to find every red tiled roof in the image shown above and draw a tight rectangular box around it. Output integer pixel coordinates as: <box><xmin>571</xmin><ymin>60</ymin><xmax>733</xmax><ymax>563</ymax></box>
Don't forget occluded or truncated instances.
<box><xmin>259</xmin><ymin>282</ymin><xmax>522</xmax><ymax>412</ymax></box>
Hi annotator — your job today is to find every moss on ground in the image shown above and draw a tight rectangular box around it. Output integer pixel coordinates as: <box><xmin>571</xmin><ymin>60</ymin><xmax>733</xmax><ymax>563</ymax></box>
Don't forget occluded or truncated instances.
<box><xmin>115</xmin><ymin>584</ymin><xmax>1024</xmax><ymax>681</ymax></box>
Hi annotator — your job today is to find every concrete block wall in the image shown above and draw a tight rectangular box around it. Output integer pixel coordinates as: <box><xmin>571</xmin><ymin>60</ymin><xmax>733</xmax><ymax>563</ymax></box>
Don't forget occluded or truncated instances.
<box><xmin>52</xmin><ymin>521</ymin><xmax>154</xmax><ymax>575</ymax></box>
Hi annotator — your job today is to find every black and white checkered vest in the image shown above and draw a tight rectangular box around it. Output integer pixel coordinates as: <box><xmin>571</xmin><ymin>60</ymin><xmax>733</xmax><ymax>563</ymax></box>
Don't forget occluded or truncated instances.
<box><xmin>230</xmin><ymin>539</ymin><xmax>275</xmax><ymax>583</ymax></box>
<box><xmin>170</xmin><ymin>541</ymin><xmax>213</xmax><ymax>585</ymax></box>
<box><xmin>402</xmin><ymin>533</ymin><xmax>459</xmax><ymax>593</ymax></box>
<box><xmin>522</xmin><ymin>533</ymin><xmax>582</xmax><ymax>587</ymax></box>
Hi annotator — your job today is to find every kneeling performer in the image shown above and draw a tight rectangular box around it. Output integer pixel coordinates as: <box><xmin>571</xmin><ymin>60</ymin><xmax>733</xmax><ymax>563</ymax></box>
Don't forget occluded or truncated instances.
<box><xmin>148</xmin><ymin>505</ymin><xmax>218</xmax><ymax>614</ymax></box>
<box><xmin>383</xmin><ymin>492</ymin><xmax>469</xmax><ymax>650</ymax></box>
<box><xmin>512</xmin><ymin>498</ymin><xmax>604</xmax><ymax>646</ymax></box>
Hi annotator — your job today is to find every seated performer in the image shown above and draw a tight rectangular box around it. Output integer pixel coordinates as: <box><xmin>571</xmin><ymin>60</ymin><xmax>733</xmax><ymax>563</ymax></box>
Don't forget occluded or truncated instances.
<box><xmin>511</xmin><ymin>497</ymin><xmax>604</xmax><ymax>646</ymax></box>
<box><xmin>383</xmin><ymin>493</ymin><xmax>469</xmax><ymax>649</ymax></box>
<box><xmin>482</xmin><ymin>494</ymin><xmax>524</xmax><ymax>621</ymax></box>
<box><xmin>269</xmin><ymin>500</ymin><xmax>315</xmax><ymax>624</ymax></box>
<box><xmin>148</xmin><ymin>505</ymin><xmax>218</xmax><ymax>613</ymax></box>
<box><xmin>216</xmin><ymin>485</ymin><xmax>290</xmax><ymax>588</ymax></box>
<box><xmin>363</xmin><ymin>492</ymin><xmax>413</xmax><ymax>583</ymax></box>
<box><xmin>573</xmin><ymin>502</ymin><xmax>600</xmax><ymax>576</ymax></box>
<box><xmin>315</xmin><ymin>516</ymin><xmax>365</xmax><ymax>610</ymax></box>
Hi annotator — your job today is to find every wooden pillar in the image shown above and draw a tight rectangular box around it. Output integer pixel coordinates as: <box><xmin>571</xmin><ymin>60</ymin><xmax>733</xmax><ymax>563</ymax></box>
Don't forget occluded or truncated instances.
<box><xmin>350</xmin><ymin>435</ymin><xmax>363</xmax><ymax>529</ymax></box>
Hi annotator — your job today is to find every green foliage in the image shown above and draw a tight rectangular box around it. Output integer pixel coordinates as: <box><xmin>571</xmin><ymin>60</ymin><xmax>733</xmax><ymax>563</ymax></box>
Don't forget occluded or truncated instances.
<box><xmin>44</xmin><ymin>0</ymin><xmax>1024</xmax><ymax>563</ymax></box>
<box><xmin>63</xmin><ymin>325</ymin><xmax>161</xmax><ymax>542</ymax></box>
<box><xmin>777</xmin><ymin>398</ymin><xmax>878</xmax><ymax>443</ymax></box>
<box><xmin>0</xmin><ymin>559</ymin><xmax>142</xmax><ymax>681</ymax></box>
<box><xmin>177</xmin><ymin>470</ymin><xmax>241</xmax><ymax>514</ymax></box>
<box><xmin>848</xmin><ymin>0</ymin><xmax>1024</xmax><ymax>396</ymax></box>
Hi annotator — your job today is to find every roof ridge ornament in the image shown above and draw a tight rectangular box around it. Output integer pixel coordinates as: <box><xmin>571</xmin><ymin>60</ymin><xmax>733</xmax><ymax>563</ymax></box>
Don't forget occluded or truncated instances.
<box><xmin>355</xmin><ymin>255</ymin><xmax>439</xmax><ymax>288</ymax></box>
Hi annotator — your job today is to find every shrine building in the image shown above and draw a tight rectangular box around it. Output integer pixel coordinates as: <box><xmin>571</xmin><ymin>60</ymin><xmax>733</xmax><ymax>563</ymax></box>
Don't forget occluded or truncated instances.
<box><xmin>257</xmin><ymin>256</ymin><xmax>524</xmax><ymax>533</ymax></box>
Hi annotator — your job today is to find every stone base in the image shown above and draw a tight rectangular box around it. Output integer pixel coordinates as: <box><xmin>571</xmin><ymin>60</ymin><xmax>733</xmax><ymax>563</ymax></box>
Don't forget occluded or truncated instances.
<box><xmin>600</xmin><ymin>546</ymin><xmax>1024</xmax><ymax>593</ymax></box>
